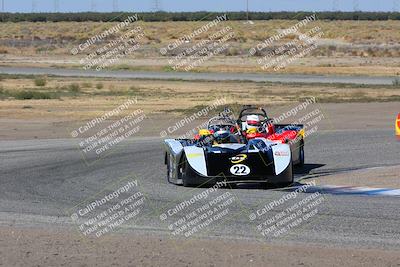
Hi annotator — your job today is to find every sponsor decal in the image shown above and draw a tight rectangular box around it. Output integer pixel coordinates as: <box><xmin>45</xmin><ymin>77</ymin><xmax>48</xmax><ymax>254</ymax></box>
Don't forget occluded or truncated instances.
<box><xmin>230</xmin><ymin>154</ymin><xmax>248</xmax><ymax>164</ymax></box>
<box><xmin>230</xmin><ymin>164</ymin><xmax>251</xmax><ymax>176</ymax></box>
<box><xmin>298</xmin><ymin>129</ymin><xmax>305</xmax><ymax>138</ymax></box>
<box><xmin>274</xmin><ymin>151</ymin><xmax>289</xmax><ymax>157</ymax></box>
<box><xmin>187</xmin><ymin>153</ymin><xmax>202</xmax><ymax>158</ymax></box>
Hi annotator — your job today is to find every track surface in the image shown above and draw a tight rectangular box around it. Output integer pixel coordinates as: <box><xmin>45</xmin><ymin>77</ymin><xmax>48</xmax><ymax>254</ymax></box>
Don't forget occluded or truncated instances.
<box><xmin>0</xmin><ymin>66</ymin><xmax>396</xmax><ymax>85</ymax></box>
<box><xmin>1</xmin><ymin>129</ymin><xmax>399</xmax><ymax>249</ymax></box>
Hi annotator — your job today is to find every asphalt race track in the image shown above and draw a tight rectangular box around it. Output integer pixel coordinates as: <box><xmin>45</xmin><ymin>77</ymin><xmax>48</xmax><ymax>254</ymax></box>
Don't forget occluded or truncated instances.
<box><xmin>1</xmin><ymin>128</ymin><xmax>399</xmax><ymax>249</ymax></box>
<box><xmin>0</xmin><ymin>66</ymin><xmax>397</xmax><ymax>85</ymax></box>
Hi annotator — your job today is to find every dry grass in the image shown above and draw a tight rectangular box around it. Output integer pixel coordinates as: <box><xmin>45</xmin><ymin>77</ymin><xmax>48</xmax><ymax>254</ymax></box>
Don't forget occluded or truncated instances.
<box><xmin>1</xmin><ymin>20</ymin><xmax>400</xmax><ymax>76</ymax></box>
<box><xmin>0</xmin><ymin>75</ymin><xmax>399</xmax><ymax>120</ymax></box>
<box><xmin>2</xmin><ymin>20</ymin><xmax>400</xmax><ymax>45</ymax></box>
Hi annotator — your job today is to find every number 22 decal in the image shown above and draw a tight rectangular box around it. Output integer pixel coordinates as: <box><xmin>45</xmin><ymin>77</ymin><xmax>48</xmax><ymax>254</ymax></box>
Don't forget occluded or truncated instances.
<box><xmin>230</xmin><ymin>164</ymin><xmax>251</xmax><ymax>176</ymax></box>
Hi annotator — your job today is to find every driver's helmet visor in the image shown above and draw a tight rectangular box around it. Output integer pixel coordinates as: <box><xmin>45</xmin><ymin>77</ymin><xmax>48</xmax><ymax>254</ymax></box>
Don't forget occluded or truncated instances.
<box><xmin>247</xmin><ymin>120</ymin><xmax>260</xmax><ymax>126</ymax></box>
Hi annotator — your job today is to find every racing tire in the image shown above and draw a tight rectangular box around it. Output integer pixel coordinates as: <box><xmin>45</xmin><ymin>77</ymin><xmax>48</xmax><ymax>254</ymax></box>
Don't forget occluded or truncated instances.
<box><xmin>271</xmin><ymin>161</ymin><xmax>294</xmax><ymax>188</ymax></box>
<box><xmin>297</xmin><ymin>142</ymin><xmax>305</xmax><ymax>167</ymax></box>
<box><xmin>166</xmin><ymin>153</ymin><xmax>171</xmax><ymax>182</ymax></box>
<box><xmin>181</xmin><ymin>154</ymin><xmax>197</xmax><ymax>187</ymax></box>
<box><xmin>180</xmin><ymin>154</ymin><xmax>216</xmax><ymax>188</ymax></box>
<box><xmin>166</xmin><ymin>152</ymin><xmax>174</xmax><ymax>184</ymax></box>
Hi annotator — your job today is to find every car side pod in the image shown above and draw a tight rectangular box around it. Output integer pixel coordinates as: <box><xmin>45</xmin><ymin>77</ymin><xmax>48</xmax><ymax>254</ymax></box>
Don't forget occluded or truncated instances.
<box><xmin>396</xmin><ymin>113</ymin><xmax>400</xmax><ymax>140</ymax></box>
<box><xmin>164</xmin><ymin>139</ymin><xmax>185</xmax><ymax>183</ymax></box>
<box><xmin>271</xmin><ymin>143</ymin><xmax>291</xmax><ymax>176</ymax></box>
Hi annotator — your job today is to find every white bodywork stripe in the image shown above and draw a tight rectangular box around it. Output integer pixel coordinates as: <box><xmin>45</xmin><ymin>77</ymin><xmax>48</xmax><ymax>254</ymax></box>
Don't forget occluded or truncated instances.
<box><xmin>184</xmin><ymin>146</ymin><xmax>208</xmax><ymax>176</ymax></box>
<box><xmin>212</xmin><ymin>144</ymin><xmax>246</xmax><ymax>150</ymax></box>
<box><xmin>272</xmin><ymin>144</ymin><xmax>291</xmax><ymax>175</ymax></box>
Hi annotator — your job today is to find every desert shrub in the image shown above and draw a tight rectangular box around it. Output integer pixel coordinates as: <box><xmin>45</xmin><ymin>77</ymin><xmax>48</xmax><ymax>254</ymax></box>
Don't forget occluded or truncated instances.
<box><xmin>0</xmin><ymin>47</ymin><xmax>8</xmax><ymax>54</ymax></box>
<box><xmin>96</xmin><ymin>83</ymin><xmax>104</xmax><ymax>89</ymax></box>
<box><xmin>81</xmin><ymin>82</ymin><xmax>92</xmax><ymax>88</ymax></box>
<box><xmin>34</xmin><ymin>77</ymin><xmax>47</xmax><ymax>87</ymax></box>
<box><xmin>68</xmin><ymin>83</ymin><xmax>81</xmax><ymax>93</ymax></box>
<box><xmin>14</xmin><ymin>91</ymin><xmax>53</xmax><ymax>100</ymax></box>
<box><xmin>226</xmin><ymin>47</ymin><xmax>240</xmax><ymax>56</ymax></box>
<box><xmin>163</xmin><ymin>65</ymin><xmax>175</xmax><ymax>72</ymax></box>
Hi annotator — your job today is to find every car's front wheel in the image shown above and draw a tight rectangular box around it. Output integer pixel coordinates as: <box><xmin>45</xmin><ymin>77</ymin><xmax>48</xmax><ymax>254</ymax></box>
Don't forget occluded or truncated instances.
<box><xmin>271</xmin><ymin>160</ymin><xmax>293</xmax><ymax>188</ymax></box>
<box><xmin>180</xmin><ymin>154</ymin><xmax>195</xmax><ymax>187</ymax></box>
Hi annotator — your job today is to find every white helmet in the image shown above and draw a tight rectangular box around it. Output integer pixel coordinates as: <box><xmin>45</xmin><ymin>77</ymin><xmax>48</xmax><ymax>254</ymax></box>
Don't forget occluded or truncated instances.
<box><xmin>246</xmin><ymin>115</ymin><xmax>260</xmax><ymax>130</ymax></box>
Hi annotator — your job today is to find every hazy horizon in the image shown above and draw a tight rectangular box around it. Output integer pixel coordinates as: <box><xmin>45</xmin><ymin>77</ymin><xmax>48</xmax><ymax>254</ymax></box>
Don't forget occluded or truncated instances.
<box><xmin>1</xmin><ymin>0</ymin><xmax>398</xmax><ymax>13</ymax></box>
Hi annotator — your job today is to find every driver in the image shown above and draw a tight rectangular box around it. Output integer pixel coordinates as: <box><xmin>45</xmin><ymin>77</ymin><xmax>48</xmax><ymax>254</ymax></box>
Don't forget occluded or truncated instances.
<box><xmin>243</xmin><ymin>114</ymin><xmax>270</xmax><ymax>139</ymax></box>
<box><xmin>213</xmin><ymin>130</ymin><xmax>241</xmax><ymax>144</ymax></box>
<box><xmin>213</xmin><ymin>130</ymin><xmax>231</xmax><ymax>144</ymax></box>
<box><xmin>246</xmin><ymin>114</ymin><xmax>261</xmax><ymax>131</ymax></box>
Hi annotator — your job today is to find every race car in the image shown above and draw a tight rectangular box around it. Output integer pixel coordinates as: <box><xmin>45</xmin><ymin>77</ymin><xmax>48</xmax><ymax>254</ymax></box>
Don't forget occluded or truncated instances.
<box><xmin>238</xmin><ymin>105</ymin><xmax>305</xmax><ymax>167</ymax></box>
<box><xmin>164</xmin><ymin>111</ymin><xmax>296</xmax><ymax>187</ymax></box>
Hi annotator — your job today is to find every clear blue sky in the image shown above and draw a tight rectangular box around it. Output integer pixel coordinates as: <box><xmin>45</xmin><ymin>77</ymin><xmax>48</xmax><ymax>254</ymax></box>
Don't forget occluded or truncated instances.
<box><xmin>2</xmin><ymin>0</ymin><xmax>398</xmax><ymax>13</ymax></box>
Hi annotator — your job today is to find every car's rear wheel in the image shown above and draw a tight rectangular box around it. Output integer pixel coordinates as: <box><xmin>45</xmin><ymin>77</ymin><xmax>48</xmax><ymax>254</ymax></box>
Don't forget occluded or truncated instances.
<box><xmin>298</xmin><ymin>143</ymin><xmax>305</xmax><ymax>167</ymax></box>
<box><xmin>166</xmin><ymin>153</ymin><xmax>176</xmax><ymax>184</ymax></box>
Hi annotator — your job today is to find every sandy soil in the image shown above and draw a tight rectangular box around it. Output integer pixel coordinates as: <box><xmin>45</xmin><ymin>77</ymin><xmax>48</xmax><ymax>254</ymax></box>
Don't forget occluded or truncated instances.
<box><xmin>2</xmin><ymin>55</ymin><xmax>400</xmax><ymax>76</ymax></box>
<box><xmin>0</xmin><ymin>102</ymin><xmax>398</xmax><ymax>140</ymax></box>
<box><xmin>2</xmin><ymin>20</ymin><xmax>400</xmax><ymax>76</ymax></box>
<box><xmin>1</xmin><ymin>225</ymin><xmax>399</xmax><ymax>267</ymax></box>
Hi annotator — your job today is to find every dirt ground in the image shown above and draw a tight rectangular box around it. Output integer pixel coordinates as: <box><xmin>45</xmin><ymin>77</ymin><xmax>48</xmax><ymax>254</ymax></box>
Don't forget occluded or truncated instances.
<box><xmin>1</xmin><ymin>75</ymin><xmax>399</xmax><ymax>123</ymax></box>
<box><xmin>2</xmin><ymin>55</ymin><xmax>400</xmax><ymax>77</ymax></box>
<box><xmin>0</xmin><ymin>102</ymin><xmax>398</xmax><ymax>140</ymax></box>
<box><xmin>1</xmin><ymin>225</ymin><xmax>399</xmax><ymax>267</ymax></box>
<box><xmin>2</xmin><ymin>20</ymin><xmax>400</xmax><ymax>76</ymax></box>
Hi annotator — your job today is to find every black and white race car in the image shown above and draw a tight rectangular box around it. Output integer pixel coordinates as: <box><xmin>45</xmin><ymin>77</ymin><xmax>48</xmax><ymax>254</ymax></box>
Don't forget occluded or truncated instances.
<box><xmin>164</xmin><ymin>109</ymin><xmax>297</xmax><ymax>188</ymax></box>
